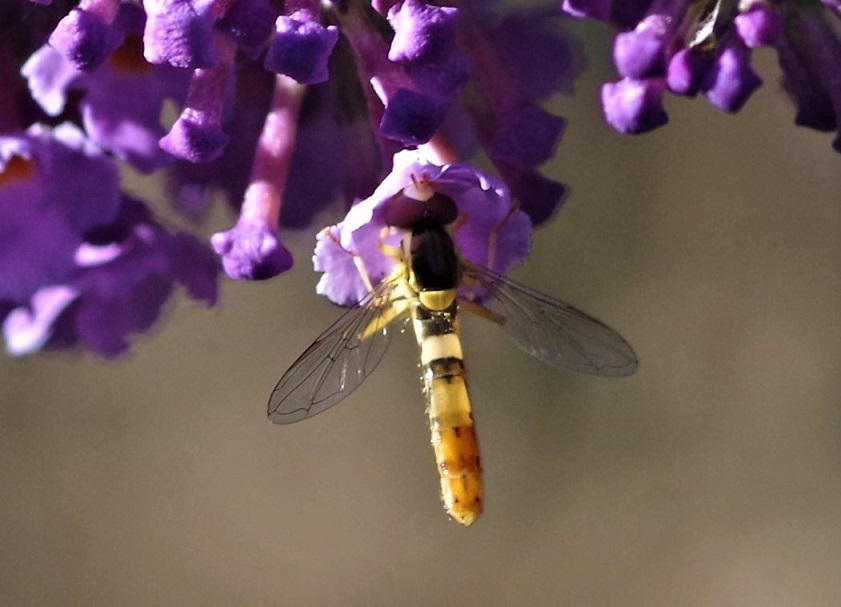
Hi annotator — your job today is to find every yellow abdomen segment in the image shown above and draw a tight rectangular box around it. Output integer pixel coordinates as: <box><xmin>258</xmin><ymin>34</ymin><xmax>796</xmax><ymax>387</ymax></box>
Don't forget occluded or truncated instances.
<box><xmin>423</xmin><ymin>351</ymin><xmax>483</xmax><ymax>526</ymax></box>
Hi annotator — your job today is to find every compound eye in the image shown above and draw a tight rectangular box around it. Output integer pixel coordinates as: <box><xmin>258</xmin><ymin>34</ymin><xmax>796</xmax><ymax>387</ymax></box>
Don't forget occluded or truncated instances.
<box><xmin>425</xmin><ymin>192</ymin><xmax>458</xmax><ymax>225</ymax></box>
<box><xmin>383</xmin><ymin>190</ymin><xmax>459</xmax><ymax>228</ymax></box>
<box><xmin>384</xmin><ymin>192</ymin><xmax>425</xmax><ymax>228</ymax></box>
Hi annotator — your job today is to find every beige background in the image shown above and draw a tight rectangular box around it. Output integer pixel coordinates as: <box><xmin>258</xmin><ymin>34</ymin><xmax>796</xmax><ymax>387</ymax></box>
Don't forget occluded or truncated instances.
<box><xmin>4</xmin><ymin>24</ymin><xmax>841</xmax><ymax>606</ymax></box>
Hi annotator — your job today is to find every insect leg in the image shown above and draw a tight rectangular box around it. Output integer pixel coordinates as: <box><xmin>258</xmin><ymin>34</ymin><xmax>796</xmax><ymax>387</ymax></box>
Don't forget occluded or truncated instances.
<box><xmin>358</xmin><ymin>296</ymin><xmax>409</xmax><ymax>340</ymax></box>
<box><xmin>323</xmin><ymin>226</ymin><xmax>377</xmax><ymax>293</ymax></box>
<box><xmin>486</xmin><ymin>201</ymin><xmax>521</xmax><ymax>272</ymax></box>
<box><xmin>376</xmin><ymin>225</ymin><xmax>404</xmax><ymax>261</ymax></box>
<box><xmin>458</xmin><ymin>299</ymin><xmax>505</xmax><ymax>324</ymax></box>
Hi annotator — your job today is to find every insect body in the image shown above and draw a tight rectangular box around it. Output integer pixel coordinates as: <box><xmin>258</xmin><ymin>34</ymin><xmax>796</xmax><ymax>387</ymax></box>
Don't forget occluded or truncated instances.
<box><xmin>407</xmin><ymin>220</ymin><xmax>483</xmax><ymax>525</ymax></box>
<box><xmin>268</xmin><ymin>190</ymin><xmax>637</xmax><ymax>526</ymax></box>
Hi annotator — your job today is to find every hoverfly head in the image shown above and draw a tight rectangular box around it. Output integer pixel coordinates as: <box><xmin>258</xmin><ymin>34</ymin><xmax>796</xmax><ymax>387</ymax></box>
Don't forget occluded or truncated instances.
<box><xmin>384</xmin><ymin>178</ymin><xmax>458</xmax><ymax>230</ymax></box>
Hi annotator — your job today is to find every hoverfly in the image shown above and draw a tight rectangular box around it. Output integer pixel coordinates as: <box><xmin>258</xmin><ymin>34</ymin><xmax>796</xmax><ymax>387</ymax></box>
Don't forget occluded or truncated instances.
<box><xmin>268</xmin><ymin>183</ymin><xmax>637</xmax><ymax>526</ymax></box>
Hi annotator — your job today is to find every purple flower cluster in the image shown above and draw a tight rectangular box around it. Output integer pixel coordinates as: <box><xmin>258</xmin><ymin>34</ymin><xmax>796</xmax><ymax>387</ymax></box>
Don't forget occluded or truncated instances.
<box><xmin>2</xmin><ymin>0</ymin><xmax>840</xmax><ymax>357</ymax></box>
<box><xmin>0</xmin><ymin>123</ymin><xmax>217</xmax><ymax>356</ymax></box>
<box><xmin>1</xmin><ymin>0</ymin><xmax>574</xmax><ymax>356</ymax></box>
<box><xmin>566</xmin><ymin>1</ymin><xmax>841</xmax><ymax>150</ymax></box>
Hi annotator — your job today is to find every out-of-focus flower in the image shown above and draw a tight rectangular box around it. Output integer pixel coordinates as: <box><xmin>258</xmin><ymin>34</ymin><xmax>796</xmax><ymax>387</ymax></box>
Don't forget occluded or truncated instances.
<box><xmin>774</xmin><ymin>3</ymin><xmax>841</xmax><ymax>152</ymax></box>
<box><xmin>0</xmin><ymin>123</ymin><xmax>218</xmax><ymax>357</ymax></box>
<box><xmin>23</xmin><ymin>3</ymin><xmax>190</xmax><ymax>172</ymax></box>
<box><xmin>566</xmin><ymin>0</ymin><xmax>841</xmax><ymax>151</ymax></box>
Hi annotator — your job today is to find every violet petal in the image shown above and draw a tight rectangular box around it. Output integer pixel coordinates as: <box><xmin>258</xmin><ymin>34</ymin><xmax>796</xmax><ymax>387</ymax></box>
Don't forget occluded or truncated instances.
<box><xmin>602</xmin><ymin>78</ymin><xmax>669</xmax><ymax>134</ymax></box>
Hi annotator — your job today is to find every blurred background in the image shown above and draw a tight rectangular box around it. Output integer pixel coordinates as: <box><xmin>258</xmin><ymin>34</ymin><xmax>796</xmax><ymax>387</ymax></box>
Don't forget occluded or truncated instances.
<box><xmin>4</xmin><ymin>22</ymin><xmax>841</xmax><ymax>607</ymax></box>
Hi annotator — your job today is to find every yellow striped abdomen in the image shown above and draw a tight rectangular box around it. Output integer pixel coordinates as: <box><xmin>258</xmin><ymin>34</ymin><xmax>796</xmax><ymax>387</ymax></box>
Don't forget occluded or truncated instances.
<box><xmin>414</xmin><ymin>315</ymin><xmax>483</xmax><ymax>526</ymax></box>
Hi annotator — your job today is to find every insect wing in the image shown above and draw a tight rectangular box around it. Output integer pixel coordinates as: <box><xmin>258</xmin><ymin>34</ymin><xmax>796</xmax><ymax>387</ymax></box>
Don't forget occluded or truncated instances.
<box><xmin>463</xmin><ymin>265</ymin><xmax>638</xmax><ymax>377</ymax></box>
<box><xmin>268</xmin><ymin>281</ymin><xmax>401</xmax><ymax>424</ymax></box>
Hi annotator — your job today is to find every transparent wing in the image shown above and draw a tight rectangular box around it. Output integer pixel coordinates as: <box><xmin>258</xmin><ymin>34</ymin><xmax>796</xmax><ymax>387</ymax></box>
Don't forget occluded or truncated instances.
<box><xmin>462</xmin><ymin>265</ymin><xmax>638</xmax><ymax>377</ymax></box>
<box><xmin>268</xmin><ymin>280</ymin><xmax>405</xmax><ymax>424</ymax></box>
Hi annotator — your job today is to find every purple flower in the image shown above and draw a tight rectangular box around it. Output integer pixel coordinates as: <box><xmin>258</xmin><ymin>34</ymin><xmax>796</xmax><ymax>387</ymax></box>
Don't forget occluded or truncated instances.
<box><xmin>428</xmin><ymin>3</ymin><xmax>573</xmax><ymax>224</ymax></box>
<box><xmin>23</xmin><ymin>3</ymin><xmax>190</xmax><ymax>172</ymax></box>
<box><xmin>489</xmin><ymin>7</ymin><xmax>582</xmax><ymax>99</ymax></box>
<box><xmin>6</xmin><ymin>0</ymin><xmax>841</xmax><ymax>361</ymax></box>
<box><xmin>0</xmin><ymin>124</ymin><xmax>218</xmax><ymax>357</ymax></box>
<box><xmin>774</xmin><ymin>4</ymin><xmax>841</xmax><ymax>152</ymax></box>
<box><xmin>161</xmin><ymin>0</ymin><xmax>573</xmax><ymax>287</ymax></box>
<box><xmin>735</xmin><ymin>5</ymin><xmax>783</xmax><ymax>49</ymax></box>
<box><xmin>142</xmin><ymin>0</ymin><xmax>219</xmax><ymax>69</ymax></box>
<box><xmin>488</xmin><ymin>101</ymin><xmax>566</xmax><ymax>169</ymax></box>
<box><xmin>613</xmin><ymin>14</ymin><xmax>670</xmax><ymax>79</ymax></box>
<box><xmin>216</xmin><ymin>0</ymin><xmax>275</xmax><ymax>59</ymax></box>
<box><xmin>334</xmin><ymin>0</ymin><xmax>473</xmax><ymax>147</ymax></box>
<box><xmin>493</xmin><ymin>161</ymin><xmax>567</xmax><ymax>227</ymax></box>
<box><xmin>264</xmin><ymin>11</ymin><xmax>339</xmax><ymax>84</ymax></box>
<box><xmin>209</xmin><ymin>73</ymin><xmax>305</xmax><ymax>280</ymax></box>
<box><xmin>3</xmin><ymin>285</ymin><xmax>79</xmax><ymax>356</ymax></box>
<box><xmin>387</xmin><ymin>0</ymin><xmax>471</xmax><ymax>98</ymax></box>
<box><xmin>700</xmin><ymin>38</ymin><xmax>762</xmax><ymax>113</ymax></box>
<box><xmin>561</xmin><ymin>1</ymin><xmax>647</xmax><ymax>29</ymax></box>
<box><xmin>602</xmin><ymin>78</ymin><xmax>668</xmax><ymax>134</ymax></box>
<box><xmin>32</xmin><ymin>196</ymin><xmax>218</xmax><ymax>357</ymax></box>
<box><xmin>158</xmin><ymin>35</ymin><xmax>235</xmax><ymax>163</ymax></box>
<box><xmin>3</xmin><ymin>0</ymin><xmax>578</xmax><ymax>358</ymax></box>
<box><xmin>572</xmin><ymin>1</ymin><xmax>841</xmax><ymax>151</ymax></box>
<box><xmin>0</xmin><ymin>123</ymin><xmax>120</xmax><ymax>304</ymax></box>
<box><xmin>314</xmin><ymin>151</ymin><xmax>531</xmax><ymax>307</ymax></box>
<box><xmin>667</xmin><ymin>48</ymin><xmax>713</xmax><ymax>97</ymax></box>
<box><xmin>48</xmin><ymin>4</ymin><xmax>122</xmax><ymax>72</ymax></box>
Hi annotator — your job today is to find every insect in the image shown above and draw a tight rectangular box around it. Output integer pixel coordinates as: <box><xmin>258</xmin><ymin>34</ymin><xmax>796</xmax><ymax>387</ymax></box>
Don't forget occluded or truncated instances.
<box><xmin>268</xmin><ymin>184</ymin><xmax>638</xmax><ymax>526</ymax></box>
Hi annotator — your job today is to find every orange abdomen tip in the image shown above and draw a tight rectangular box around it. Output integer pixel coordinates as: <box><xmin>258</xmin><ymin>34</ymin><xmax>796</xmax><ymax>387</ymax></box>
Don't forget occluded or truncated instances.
<box><xmin>433</xmin><ymin>424</ymin><xmax>483</xmax><ymax>526</ymax></box>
